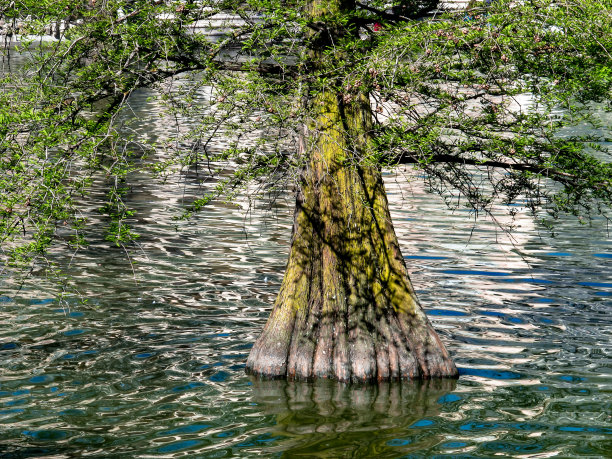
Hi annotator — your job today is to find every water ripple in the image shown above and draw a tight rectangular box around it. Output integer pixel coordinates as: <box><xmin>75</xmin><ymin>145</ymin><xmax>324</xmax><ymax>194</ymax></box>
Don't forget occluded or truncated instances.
<box><xmin>0</xmin><ymin>85</ymin><xmax>610</xmax><ymax>457</ymax></box>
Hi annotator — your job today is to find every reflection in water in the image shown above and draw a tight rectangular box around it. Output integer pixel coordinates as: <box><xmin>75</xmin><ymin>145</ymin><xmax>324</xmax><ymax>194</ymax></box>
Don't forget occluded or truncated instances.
<box><xmin>250</xmin><ymin>378</ymin><xmax>456</xmax><ymax>457</ymax></box>
<box><xmin>0</xmin><ymin>53</ymin><xmax>610</xmax><ymax>457</ymax></box>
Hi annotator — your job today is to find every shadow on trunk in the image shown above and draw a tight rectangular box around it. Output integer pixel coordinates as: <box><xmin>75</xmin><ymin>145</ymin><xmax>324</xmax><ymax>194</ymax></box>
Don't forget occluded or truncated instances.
<box><xmin>247</xmin><ymin>91</ymin><xmax>458</xmax><ymax>382</ymax></box>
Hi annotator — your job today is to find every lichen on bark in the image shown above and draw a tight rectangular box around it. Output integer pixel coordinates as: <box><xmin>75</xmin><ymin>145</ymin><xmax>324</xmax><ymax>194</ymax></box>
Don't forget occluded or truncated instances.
<box><xmin>246</xmin><ymin>90</ymin><xmax>458</xmax><ymax>382</ymax></box>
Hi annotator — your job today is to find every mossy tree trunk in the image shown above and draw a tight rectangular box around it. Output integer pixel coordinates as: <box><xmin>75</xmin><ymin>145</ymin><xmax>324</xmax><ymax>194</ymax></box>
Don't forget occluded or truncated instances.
<box><xmin>246</xmin><ymin>90</ymin><xmax>458</xmax><ymax>382</ymax></box>
<box><xmin>246</xmin><ymin>0</ymin><xmax>458</xmax><ymax>382</ymax></box>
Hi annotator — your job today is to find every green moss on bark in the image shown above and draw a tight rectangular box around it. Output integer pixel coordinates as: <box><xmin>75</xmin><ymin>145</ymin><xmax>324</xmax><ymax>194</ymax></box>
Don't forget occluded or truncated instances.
<box><xmin>246</xmin><ymin>91</ymin><xmax>458</xmax><ymax>382</ymax></box>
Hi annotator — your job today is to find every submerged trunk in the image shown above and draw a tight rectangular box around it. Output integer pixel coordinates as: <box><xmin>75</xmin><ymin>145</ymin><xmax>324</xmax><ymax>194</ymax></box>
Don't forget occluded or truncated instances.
<box><xmin>246</xmin><ymin>91</ymin><xmax>458</xmax><ymax>382</ymax></box>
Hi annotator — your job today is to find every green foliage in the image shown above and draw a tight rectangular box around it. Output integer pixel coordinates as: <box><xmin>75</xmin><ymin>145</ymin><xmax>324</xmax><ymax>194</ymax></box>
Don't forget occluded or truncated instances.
<box><xmin>0</xmin><ymin>0</ymin><xmax>610</xmax><ymax>275</ymax></box>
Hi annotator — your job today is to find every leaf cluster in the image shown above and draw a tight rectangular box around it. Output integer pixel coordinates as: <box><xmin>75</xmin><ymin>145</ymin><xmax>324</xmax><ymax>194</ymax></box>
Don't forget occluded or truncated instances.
<box><xmin>0</xmin><ymin>0</ymin><xmax>610</xmax><ymax>275</ymax></box>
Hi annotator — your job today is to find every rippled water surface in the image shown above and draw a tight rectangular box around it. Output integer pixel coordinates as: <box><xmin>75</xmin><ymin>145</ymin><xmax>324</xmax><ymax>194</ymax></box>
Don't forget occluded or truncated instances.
<box><xmin>1</xmin><ymin>62</ymin><xmax>611</xmax><ymax>457</ymax></box>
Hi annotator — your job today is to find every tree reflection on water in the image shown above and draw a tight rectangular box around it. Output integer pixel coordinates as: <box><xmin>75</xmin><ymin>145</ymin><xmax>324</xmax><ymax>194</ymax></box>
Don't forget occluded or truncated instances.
<box><xmin>250</xmin><ymin>377</ymin><xmax>457</xmax><ymax>457</ymax></box>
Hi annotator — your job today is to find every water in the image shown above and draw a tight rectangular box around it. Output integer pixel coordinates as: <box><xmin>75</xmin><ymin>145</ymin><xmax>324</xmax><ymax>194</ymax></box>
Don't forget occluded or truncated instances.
<box><xmin>1</xmin><ymin>73</ymin><xmax>611</xmax><ymax>456</ymax></box>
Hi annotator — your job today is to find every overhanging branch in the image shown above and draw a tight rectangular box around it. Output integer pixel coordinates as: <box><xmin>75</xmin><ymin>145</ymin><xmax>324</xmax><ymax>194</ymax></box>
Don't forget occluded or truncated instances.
<box><xmin>212</xmin><ymin>60</ymin><xmax>293</xmax><ymax>76</ymax></box>
<box><xmin>393</xmin><ymin>152</ymin><xmax>575</xmax><ymax>182</ymax></box>
<box><xmin>355</xmin><ymin>2</ymin><xmax>402</xmax><ymax>22</ymax></box>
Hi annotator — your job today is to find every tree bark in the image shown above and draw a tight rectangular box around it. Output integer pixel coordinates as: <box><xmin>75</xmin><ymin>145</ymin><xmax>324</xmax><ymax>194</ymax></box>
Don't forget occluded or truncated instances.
<box><xmin>246</xmin><ymin>90</ymin><xmax>458</xmax><ymax>382</ymax></box>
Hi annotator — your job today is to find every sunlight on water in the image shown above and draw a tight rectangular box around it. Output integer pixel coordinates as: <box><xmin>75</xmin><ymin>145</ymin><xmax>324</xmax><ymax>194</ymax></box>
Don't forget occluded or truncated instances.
<box><xmin>0</xmin><ymin>67</ymin><xmax>611</xmax><ymax>457</ymax></box>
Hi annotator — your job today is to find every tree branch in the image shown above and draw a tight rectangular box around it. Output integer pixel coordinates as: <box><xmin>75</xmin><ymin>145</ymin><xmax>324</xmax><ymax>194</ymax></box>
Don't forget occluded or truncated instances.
<box><xmin>393</xmin><ymin>152</ymin><xmax>576</xmax><ymax>182</ymax></box>
<box><xmin>355</xmin><ymin>2</ymin><xmax>401</xmax><ymax>22</ymax></box>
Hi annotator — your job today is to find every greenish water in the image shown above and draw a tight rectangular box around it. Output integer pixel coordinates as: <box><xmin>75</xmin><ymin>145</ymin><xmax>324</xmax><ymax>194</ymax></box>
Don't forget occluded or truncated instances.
<box><xmin>1</xmin><ymin>60</ymin><xmax>611</xmax><ymax>457</ymax></box>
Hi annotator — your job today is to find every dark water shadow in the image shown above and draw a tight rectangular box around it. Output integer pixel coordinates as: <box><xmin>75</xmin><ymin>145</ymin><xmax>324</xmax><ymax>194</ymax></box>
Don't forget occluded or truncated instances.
<box><xmin>0</xmin><ymin>444</ymin><xmax>73</xmax><ymax>459</ymax></box>
<box><xmin>249</xmin><ymin>377</ymin><xmax>457</xmax><ymax>457</ymax></box>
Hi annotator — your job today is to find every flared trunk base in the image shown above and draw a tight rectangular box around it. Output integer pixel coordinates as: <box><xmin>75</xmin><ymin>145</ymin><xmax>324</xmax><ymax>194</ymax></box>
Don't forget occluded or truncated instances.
<box><xmin>247</xmin><ymin>92</ymin><xmax>457</xmax><ymax>382</ymax></box>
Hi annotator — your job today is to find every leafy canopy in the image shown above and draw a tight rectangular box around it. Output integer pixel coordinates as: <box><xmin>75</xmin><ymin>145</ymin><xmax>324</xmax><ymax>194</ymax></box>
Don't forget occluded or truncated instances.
<box><xmin>0</xmin><ymin>0</ymin><xmax>611</xmax><ymax>273</ymax></box>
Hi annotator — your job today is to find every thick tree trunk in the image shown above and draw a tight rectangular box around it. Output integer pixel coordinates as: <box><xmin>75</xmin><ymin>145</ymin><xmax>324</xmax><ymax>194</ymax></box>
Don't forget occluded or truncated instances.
<box><xmin>246</xmin><ymin>91</ymin><xmax>458</xmax><ymax>382</ymax></box>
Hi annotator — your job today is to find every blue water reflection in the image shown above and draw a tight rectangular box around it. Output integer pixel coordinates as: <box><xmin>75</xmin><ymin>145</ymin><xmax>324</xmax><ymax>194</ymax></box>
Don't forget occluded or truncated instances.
<box><xmin>159</xmin><ymin>424</ymin><xmax>211</xmax><ymax>436</ymax></box>
<box><xmin>157</xmin><ymin>439</ymin><xmax>202</xmax><ymax>453</ymax></box>
<box><xmin>458</xmin><ymin>368</ymin><xmax>522</xmax><ymax>380</ymax></box>
<box><xmin>0</xmin><ymin>83</ymin><xmax>609</xmax><ymax>456</ymax></box>
<box><xmin>437</xmin><ymin>394</ymin><xmax>461</xmax><ymax>404</ymax></box>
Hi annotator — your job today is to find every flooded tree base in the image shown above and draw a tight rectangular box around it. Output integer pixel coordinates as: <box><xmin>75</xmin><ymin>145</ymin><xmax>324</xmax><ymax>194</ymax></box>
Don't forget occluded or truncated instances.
<box><xmin>246</xmin><ymin>93</ymin><xmax>458</xmax><ymax>383</ymax></box>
